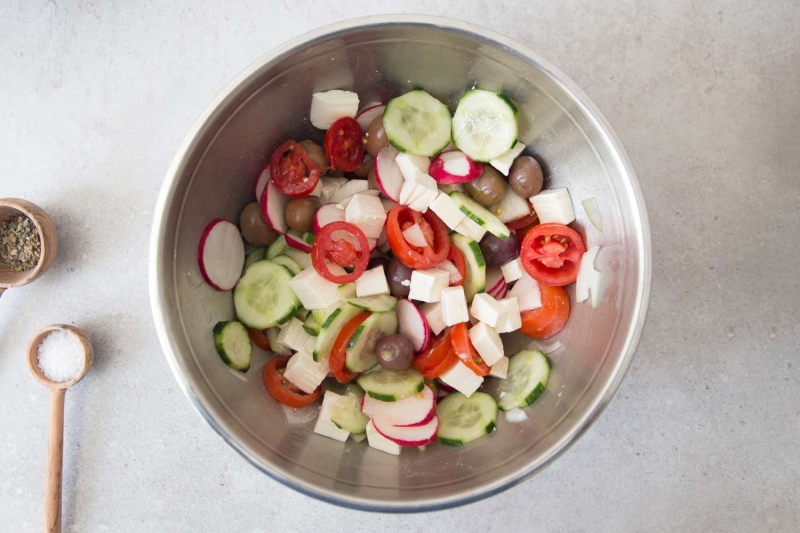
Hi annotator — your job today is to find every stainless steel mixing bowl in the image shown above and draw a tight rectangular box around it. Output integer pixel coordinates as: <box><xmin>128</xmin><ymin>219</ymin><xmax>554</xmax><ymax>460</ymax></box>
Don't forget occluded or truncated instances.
<box><xmin>150</xmin><ymin>15</ymin><xmax>651</xmax><ymax>511</ymax></box>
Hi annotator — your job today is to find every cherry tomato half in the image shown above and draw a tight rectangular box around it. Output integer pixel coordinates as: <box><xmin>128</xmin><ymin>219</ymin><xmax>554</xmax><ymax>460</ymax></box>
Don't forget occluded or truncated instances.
<box><xmin>447</xmin><ymin>246</ymin><xmax>467</xmax><ymax>287</ymax></box>
<box><xmin>248</xmin><ymin>328</ymin><xmax>271</xmax><ymax>351</ymax></box>
<box><xmin>520</xmin><ymin>223</ymin><xmax>586</xmax><ymax>286</ymax></box>
<box><xmin>413</xmin><ymin>329</ymin><xmax>453</xmax><ymax>378</ymax></box>
<box><xmin>386</xmin><ymin>205</ymin><xmax>450</xmax><ymax>269</ymax></box>
<box><xmin>269</xmin><ymin>140</ymin><xmax>322</xmax><ymax>198</ymax></box>
<box><xmin>330</xmin><ymin>312</ymin><xmax>371</xmax><ymax>383</ymax></box>
<box><xmin>263</xmin><ymin>356</ymin><xmax>322</xmax><ymax>408</ymax></box>
<box><xmin>451</xmin><ymin>323</ymin><xmax>490</xmax><ymax>376</ymax></box>
<box><xmin>312</xmin><ymin>221</ymin><xmax>369</xmax><ymax>283</ymax></box>
<box><xmin>324</xmin><ymin>117</ymin><xmax>365</xmax><ymax>172</ymax></box>
<box><xmin>520</xmin><ymin>284</ymin><xmax>570</xmax><ymax>340</ymax></box>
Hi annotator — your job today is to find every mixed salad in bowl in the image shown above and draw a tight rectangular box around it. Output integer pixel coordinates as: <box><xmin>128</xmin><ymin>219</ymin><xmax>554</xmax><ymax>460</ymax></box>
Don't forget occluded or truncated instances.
<box><xmin>199</xmin><ymin>87</ymin><xmax>601</xmax><ymax>455</ymax></box>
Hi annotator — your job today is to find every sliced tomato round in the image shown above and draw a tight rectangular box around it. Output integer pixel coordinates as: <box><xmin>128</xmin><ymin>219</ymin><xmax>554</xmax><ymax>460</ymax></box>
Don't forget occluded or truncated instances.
<box><xmin>520</xmin><ymin>223</ymin><xmax>586</xmax><ymax>286</ymax></box>
<box><xmin>386</xmin><ymin>205</ymin><xmax>450</xmax><ymax>269</ymax></box>
<box><xmin>330</xmin><ymin>312</ymin><xmax>371</xmax><ymax>383</ymax></box>
<box><xmin>324</xmin><ymin>117</ymin><xmax>365</xmax><ymax>172</ymax></box>
<box><xmin>269</xmin><ymin>140</ymin><xmax>322</xmax><ymax>198</ymax></box>
<box><xmin>446</xmin><ymin>245</ymin><xmax>467</xmax><ymax>286</ymax></box>
<box><xmin>413</xmin><ymin>329</ymin><xmax>453</xmax><ymax>378</ymax></box>
<box><xmin>312</xmin><ymin>221</ymin><xmax>369</xmax><ymax>283</ymax></box>
<box><xmin>520</xmin><ymin>284</ymin><xmax>570</xmax><ymax>340</ymax></box>
<box><xmin>263</xmin><ymin>356</ymin><xmax>322</xmax><ymax>408</ymax></box>
<box><xmin>248</xmin><ymin>328</ymin><xmax>271</xmax><ymax>351</ymax></box>
<box><xmin>450</xmin><ymin>323</ymin><xmax>490</xmax><ymax>376</ymax></box>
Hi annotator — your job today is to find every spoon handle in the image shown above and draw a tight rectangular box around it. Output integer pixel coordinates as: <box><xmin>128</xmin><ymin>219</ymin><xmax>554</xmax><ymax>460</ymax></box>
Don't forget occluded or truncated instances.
<box><xmin>44</xmin><ymin>388</ymin><xmax>65</xmax><ymax>533</ymax></box>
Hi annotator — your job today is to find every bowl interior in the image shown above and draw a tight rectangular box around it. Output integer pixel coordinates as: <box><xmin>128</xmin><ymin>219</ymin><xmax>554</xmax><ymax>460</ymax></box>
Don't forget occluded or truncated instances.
<box><xmin>152</xmin><ymin>18</ymin><xmax>649</xmax><ymax>511</ymax></box>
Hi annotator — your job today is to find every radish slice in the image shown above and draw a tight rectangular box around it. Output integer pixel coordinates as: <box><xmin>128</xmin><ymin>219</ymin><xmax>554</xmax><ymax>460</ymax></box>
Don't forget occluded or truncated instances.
<box><xmin>255</xmin><ymin>166</ymin><xmax>270</xmax><ymax>201</ymax></box>
<box><xmin>485</xmin><ymin>267</ymin><xmax>507</xmax><ymax>299</ymax></box>
<box><xmin>401</xmin><ymin>223</ymin><xmax>428</xmax><ymax>247</ymax></box>
<box><xmin>356</xmin><ymin>104</ymin><xmax>386</xmax><ymax>131</ymax></box>
<box><xmin>437</xmin><ymin>259</ymin><xmax>463</xmax><ymax>285</ymax></box>
<box><xmin>372</xmin><ymin>414</ymin><xmax>439</xmax><ymax>446</ymax></box>
<box><xmin>437</xmin><ymin>380</ymin><xmax>455</xmax><ymax>393</ymax></box>
<box><xmin>396</xmin><ymin>299</ymin><xmax>431</xmax><ymax>352</ymax></box>
<box><xmin>368</xmin><ymin>238</ymin><xmax>378</xmax><ymax>252</ymax></box>
<box><xmin>429</xmin><ymin>150</ymin><xmax>484</xmax><ymax>184</ymax></box>
<box><xmin>261</xmin><ymin>180</ymin><xmax>290</xmax><ymax>234</ymax></box>
<box><xmin>198</xmin><ymin>219</ymin><xmax>245</xmax><ymax>291</ymax></box>
<box><xmin>285</xmin><ymin>232</ymin><xmax>313</xmax><ymax>253</ymax></box>
<box><xmin>375</xmin><ymin>146</ymin><xmax>404</xmax><ymax>202</ymax></box>
<box><xmin>312</xmin><ymin>203</ymin><xmax>346</xmax><ymax>233</ymax></box>
<box><xmin>362</xmin><ymin>385</ymin><xmax>436</xmax><ymax>427</ymax></box>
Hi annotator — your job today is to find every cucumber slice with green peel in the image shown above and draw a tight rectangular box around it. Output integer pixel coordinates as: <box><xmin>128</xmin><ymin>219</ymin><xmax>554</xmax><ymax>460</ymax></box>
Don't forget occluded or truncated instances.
<box><xmin>265</xmin><ymin>235</ymin><xmax>289</xmax><ymax>259</ymax></box>
<box><xmin>497</xmin><ymin>350</ymin><xmax>551</xmax><ymax>411</ymax></box>
<box><xmin>302</xmin><ymin>314</ymin><xmax>321</xmax><ymax>336</ymax></box>
<box><xmin>337</xmin><ymin>283</ymin><xmax>357</xmax><ymax>301</ymax></box>
<box><xmin>284</xmin><ymin>248</ymin><xmax>312</xmax><ymax>269</ymax></box>
<box><xmin>450</xmin><ymin>233</ymin><xmax>486</xmax><ymax>302</ymax></box>
<box><xmin>311</xmin><ymin>302</ymin><xmax>340</xmax><ymax>328</ymax></box>
<box><xmin>437</xmin><ymin>392</ymin><xmax>497</xmax><ymax>446</ymax></box>
<box><xmin>271</xmin><ymin>254</ymin><xmax>301</xmax><ymax>275</ymax></box>
<box><xmin>213</xmin><ymin>321</ymin><xmax>253</xmax><ymax>372</ymax></box>
<box><xmin>346</xmin><ymin>294</ymin><xmax>398</xmax><ymax>312</ymax></box>
<box><xmin>450</xmin><ymin>192</ymin><xmax>511</xmax><ymax>241</ymax></box>
<box><xmin>345</xmin><ymin>311</ymin><xmax>399</xmax><ymax>372</ymax></box>
<box><xmin>243</xmin><ymin>247</ymin><xmax>266</xmax><ymax>273</ymax></box>
<box><xmin>313</xmin><ymin>303</ymin><xmax>362</xmax><ymax>363</ymax></box>
<box><xmin>233</xmin><ymin>260</ymin><xmax>300</xmax><ymax>329</ymax></box>
<box><xmin>383</xmin><ymin>90</ymin><xmax>452</xmax><ymax>156</ymax></box>
<box><xmin>357</xmin><ymin>368</ymin><xmax>424</xmax><ymax>402</ymax></box>
<box><xmin>294</xmin><ymin>308</ymin><xmax>309</xmax><ymax>321</ymax></box>
<box><xmin>330</xmin><ymin>387</ymin><xmax>369</xmax><ymax>434</ymax></box>
<box><xmin>452</xmin><ymin>89</ymin><xmax>518</xmax><ymax>162</ymax></box>
<box><xmin>266</xmin><ymin>326</ymin><xmax>292</xmax><ymax>356</ymax></box>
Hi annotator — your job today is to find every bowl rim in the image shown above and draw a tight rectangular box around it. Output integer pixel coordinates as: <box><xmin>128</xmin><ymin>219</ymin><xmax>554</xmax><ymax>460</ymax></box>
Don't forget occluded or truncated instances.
<box><xmin>149</xmin><ymin>14</ymin><xmax>652</xmax><ymax>512</ymax></box>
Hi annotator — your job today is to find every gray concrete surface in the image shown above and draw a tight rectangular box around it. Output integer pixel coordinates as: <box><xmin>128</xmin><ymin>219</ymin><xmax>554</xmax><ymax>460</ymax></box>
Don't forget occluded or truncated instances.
<box><xmin>1</xmin><ymin>1</ymin><xmax>798</xmax><ymax>531</ymax></box>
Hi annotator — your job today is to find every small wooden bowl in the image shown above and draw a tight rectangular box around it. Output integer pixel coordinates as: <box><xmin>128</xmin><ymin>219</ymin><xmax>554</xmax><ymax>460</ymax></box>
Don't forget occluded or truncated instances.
<box><xmin>0</xmin><ymin>198</ymin><xmax>57</xmax><ymax>297</ymax></box>
<box><xmin>27</xmin><ymin>324</ymin><xmax>94</xmax><ymax>390</ymax></box>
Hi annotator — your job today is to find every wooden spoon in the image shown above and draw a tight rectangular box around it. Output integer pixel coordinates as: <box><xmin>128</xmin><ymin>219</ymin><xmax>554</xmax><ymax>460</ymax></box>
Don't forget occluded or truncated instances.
<box><xmin>0</xmin><ymin>198</ymin><xmax>58</xmax><ymax>299</ymax></box>
<box><xmin>27</xmin><ymin>325</ymin><xmax>94</xmax><ymax>533</ymax></box>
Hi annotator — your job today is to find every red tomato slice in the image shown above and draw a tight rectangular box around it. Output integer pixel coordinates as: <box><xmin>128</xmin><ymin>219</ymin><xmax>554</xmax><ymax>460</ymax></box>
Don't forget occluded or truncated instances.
<box><xmin>263</xmin><ymin>356</ymin><xmax>322</xmax><ymax>408</ymax></box>
<box><xmin>446</xmin><ymin>246</ymin><xmax>467</xmax><ymax>287</ymax></box>
<box><xmin>386</xmin><ymin>205</ymin><xmax>450</xmax><ymax>269</ymax></box>
<box><xmin>324</xmin><ymin>117</ymin><xmax>365</xmax><ymax>172</ymax></box>
<box><xmin>312</xmin><ymin>221</ymin><xmax>369</xmax><ymax>283</ymax></box>
<box><xmin>520</xmin><ymin>223</ymin><xmax>586</xmax><ymax>286</ymax></box>
<box><xmin>248</xmin><ymin>328</ymin><xmax>271</xmax><ymax>351</ymax></box>
<box><xmin>520</xmin><ymin>284</ymin><xmax>570</xmax><ymax>339</ymax></box>
<box><xmin>330</xmin><ymin>312</ymin><xmax>371</xmax><ymax>383</ymax></box>
<box><xmin>413</xmin><ymin>329</ymin><xmax>453</xmax><ymax>377</ymax></box>
<box><xmin>450</xmin><ymin>323</ymin><xmax>490</xmax><ymax>376</ymax></box>
<box><xmin>506</xmin><ymin>212</ymin><xmax>538</xmax><ymax>230</ymax></box>
<box><xmin>269</xmin><ymin>140</ymin><xmax>322</xmax><ymax>198</ymax></box>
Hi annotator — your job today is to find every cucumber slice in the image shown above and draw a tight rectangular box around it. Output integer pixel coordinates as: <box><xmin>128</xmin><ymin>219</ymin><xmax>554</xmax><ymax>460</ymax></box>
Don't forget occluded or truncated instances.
<box><xmin>284</xmin><ymin>248</ymin><xmax>312</xmax><ymax>269</ymax></box>
<box><xmin>330</xmin><ymin>386</ymin><xmax>369</xmax><ymax>434</ymax></box>
<box><xmin>271</xmin><ymin>254</ymin><xmax>301</xmax><ymax>275</ymax></box>
<box><xmin>311</xmin><ymin>302</ymin><xmax>340</xmax><ymax>328</ymax></box>
<box><xmin>295</xmin><ymin>308</ymin><xmax>309</xmax><ymax>321</ymax></box>
<box><xmin>357</xmin><ymin>368</ymin><xmax>424</xmax><ymax>402</ymax></box>
<box><xmin>313</xmin><ymin>303</ymin><xmax>362</xmax><ymax>363</ymax></box>
<box><xmin>452</xmin><ymin>89</ymin><xmax>518</xmax><ymax>162</ymax></box>
<box><xmin>437</xmin><ymin>391</ymin><xmax>498</xmax><ymax>446</ymax></box>
<box><xmin>303</xmin><ymin>314</ymin><xmax>321</xmax><ymax>336</ymax></box>
<box><xmin>450</xmin><ymin>233</ymin><xmax>486</xmax><ymax>302</ymax></box>
<box><xmin>450</xmin><ymin>192</ymin><xmax>511</xmax><ymax>241</ymax></box>
<box><xmin>287</xmin><ymin>229</ymin><xmax>315</xmax><ymax>248</ymax></box>
<box><xmin>243</xmin><ymin>247</ymin><xmax>266</xmax><ymax>273</ymax></box>
<box><xmin>497</xmin><ymin>350</ymin><xmax>551</xmax><ymax>411</ymax></box>
<box><xmin>345</xmin><ymin>311</ymin><xmax>399</xmax><ymax>372</ymax></box>
<box><xmin>266</xmin><ymin>326</ymin><xmax>292</xmax><ymax>356</ymax></box>
<box><xmin>265</xmin><ymin>235</ymin><xmax>288</xmax><ymax>259</ymax></box>
<box><xmin>346</xmin><ymin>294</ymin><xmax>398</xmax><ymax>312</ymax></box>
<box><xmin>213</xmin><ymin>321</ymin><xmax>253</xmax><ymax>372</ymax></box>
<box><xmin>233</xmin><ymin>260</ymin><xmax>300</xmax><ymax>329</ymax></box>
<box><xmin>337</xmin><ymin>283</ymin><xmax>357</xmax><ymax>301</ymax></box>
<box><xmin>383</xmin><ymin>90</ymin><xmax>452</xmax><ymax>156</ymax></box>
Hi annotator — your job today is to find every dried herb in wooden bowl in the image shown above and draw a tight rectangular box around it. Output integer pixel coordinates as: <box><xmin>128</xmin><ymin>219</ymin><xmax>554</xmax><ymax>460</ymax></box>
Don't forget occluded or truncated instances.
<box><xmin>0</xmin><ymin>215</ymin><xmax>41</xmax><ymax>271</ymax></box>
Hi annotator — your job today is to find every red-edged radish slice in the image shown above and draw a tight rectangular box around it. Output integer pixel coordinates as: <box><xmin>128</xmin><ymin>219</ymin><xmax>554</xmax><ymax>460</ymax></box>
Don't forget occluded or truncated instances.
<box><xmin>285</xmin><ymin>232</ymin><xmax>313</xmax><ymax>253</ymax></box>
<box><xmin>261</xmin><ymin>180</ymin><xmax>290</xmax><ymax>234</ymax></box>
<box><xmin>437</xmin><ymin>259</ymin><xmax>463</xmax><ymax>286</ymax></box>
<box><xmin>312</xmin><ymin>203</ymin><xmax>345</xmax><ymax>233</ymax></box>
<box><xmin>362</xmin><ymin>385</ymin><xmax>436</xmax><ymax>427</ymax></box>
<box><xmin>356</xmin><ymin>104</ymin><xmax>386</xmax><ymax>131</ymax></box>
<box><xmin>255</xmin><ymin>166</ymin><xmax>270</xmax><ymax>201</ymax></box>
<box><xmin>198</xmin><ymin>219</ymin><xmax>245</xmax><ymax>291</ymax></box>
<box><xmin>375</xmin><ymin>146</ymin><xmax>404</xmax><ymax>202</ymax></box>
<box><xmin>485</xmin><ymin>267</ymin><xmax>507</xmax><ymax>299</ymax></box>
<box><xmin>397</xmin><ymin>299</ymin><xmax>431</xmax><ymax>353</ymax></box>
<box><xmin>437</xmin><ymin>379</ymin><xmax>456</xmax><ymax>393</ymax></box>
<box><xmin>373</xmin><ymin>414</ymin><xmax>439</xmax><ymax>446</ymax></box>
<box><xmin>429</xmin><ymin>150</ymin><xmax>484</xmax><ymax>184</ymax></box>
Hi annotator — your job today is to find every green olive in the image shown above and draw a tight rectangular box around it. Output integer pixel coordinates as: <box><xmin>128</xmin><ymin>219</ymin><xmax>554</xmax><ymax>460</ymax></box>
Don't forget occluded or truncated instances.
<box><xmin>365</xmin><ymin>116</ymin><xmax>390</xmax><ymax>158</ymax></box>
<box><xmin>464</xmin><ymin>166</ymin><xmax>507</xmax><ymax>206</ymax></box>
<box><xmin>508</xmin><ymin>156</ymin><xmax>543</xmax><ymax>198</ymax></box>
<box><xmin>239</xmin><ymin>202</ymin><xmax>276</xmax><ymax>246</ymax></box>
<box><xmin>353</xmin><ymin>154</ymin><xmax>373</xmax><ymax>178</ymax></box>
<box><xmin>285</xmin><ymin>196</ymin><xmax>321</xmax><ymax>233</ymax></box>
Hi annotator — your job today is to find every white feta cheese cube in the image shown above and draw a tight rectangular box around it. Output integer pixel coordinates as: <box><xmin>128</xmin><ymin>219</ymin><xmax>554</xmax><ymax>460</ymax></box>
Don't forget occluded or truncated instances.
<box><xmin>420</xmin><ymin>302</ymin><xmax>446</xmax><ymax>335</ymax></box>
<box><xmin>429</xmin><ymin>191</ymin><xmax>466</xmax><ymax>230</ymax></box>
<box><xmin>440</xmin><ymin>286</ymin><xmax>469</xmax><ymax>326</ymax></box>
<box><xmin>500</xmin><ymin>258</ymin><xmax>525</xmax><ymax>283</ymax></box>
<box><xmin>496</xmin><ymin>297</ymin><xmax>522</xmax><ymax>333</ymax></box>
<box><xmin>530</xmin><ymin>188</ymin><xmax>575</xmax><ymax>225</ymax></box>
<box><xmin>489</xmin><ymin>356</ymin><xmax>509</xmax><ymax>379</ymax></box>
<box><xmin>313</xmin><ymin>391</ymin><xmax>349</xmax><ymax>442</ymax></box>
<box><xmin>366</xmin><ymin>420</ymin><xmax>401</xmax><ymax>455</ymax></box>
<box><xmin>277</xmin><ymin>317</ymin><xmax>313</xmax><ymax>352</ymax></box>
<box><xmin>345</xmin><ymin>194</ymin><xmax>387</xmax><ymax>239</ymax></box>
<box><xmin>438</xmin><ymin>360</ymin><xmax>484</xmax><ymax>398</ymax></box>
<box><xmin>489</xmin><ymin>142</ymin><xmax>526</xmax><ymax>176</ymax></box>
<box><xmin>395</xmin><ymin>153</ymin><xmax>430</xmax><ymax>180</ymax></box>
<box><xmin>470</xmin><ymin>293</ymin><xmax>505</xmax><ymax>327</ymax></box>
<box><xmin>399</xmin><ymin>169</ymin><xmax>437</xmax><ymax>206</ymax></box>
<box><xmin>283</xmin><ymin>349</ymin><xmax>328</xmax><ymax>394</ymax></box>
<box><xmin>508</xmin><ymin>273</ymin><xmax>542</xmax><ymax>311</ymax></box>
<box><xmin>407</xmin><ymin>186</ymin><xmax>439</xmax><ymax>212</ymax></box>
<box><xmin>468</xmin><ymin>322</ymin><xmax>504</xmax><ymax>366</ymax></box>
<box><xmin>355</xmin><ymin>265</ymin><xmax>390</xmax><ymax>297</ymax></box>
<box><xmin>288</xmin><ymin>267</ymin><xmax>342</xmax><ymax>310</ymax></box>
<box><xmin>310</xmin><ymin>90</ymin><xmax>359</xmax><ymax>129</ymax></box>
<box><xmin>408</xmin><ymin>268</ymin><xmax>450</xmax><ymax>303</ymax></box>
<box><xmin>454</xmin><ymin>216</ymin><xmax>487</xmax><ymax>241</ymax></box>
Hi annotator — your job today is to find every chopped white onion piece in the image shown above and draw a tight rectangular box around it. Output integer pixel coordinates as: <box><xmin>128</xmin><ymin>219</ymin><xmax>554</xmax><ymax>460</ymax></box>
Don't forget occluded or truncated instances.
<box><xmin>576</xmin><ymin>246</ymin><xmax>600</xmax><ymax>303</ymax></box>
<box><xmin>401</xmin><ymin>223</ymin><xmax>429</xmax><ymax>247</ymax></box>
<box><xmin>539</xmin><ymin>340</ymin><xmax>562</xmax><ymax>354</ymax></box>
<box><xmin>505</xmin><ymin>408</ymin><xmax>528</xmax><ymax>423</ymax></box>
<box><xmin>581</xmin><ymin>197</ymin><xmax>603</xmax><ymax>233</ymax></box>
<box><xmin>529</xmin><ymin>188</ymin><xmax>575</xmax><ymax>225</ymax></box>
<box><xmin>281</xmin><ymin>403</ymin><xmax>320</xmax><ymax>425</ymax></box>
<box><xmin>437</xmin><ymin>259</ymin><xmax>463</xmax><ymax>285</ymax></box>
<box><xmin>591</xmin><ymin>269</ymin><xmax>602</xmax><ymax>308</ymax></box>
